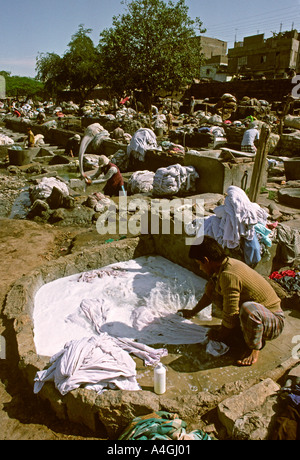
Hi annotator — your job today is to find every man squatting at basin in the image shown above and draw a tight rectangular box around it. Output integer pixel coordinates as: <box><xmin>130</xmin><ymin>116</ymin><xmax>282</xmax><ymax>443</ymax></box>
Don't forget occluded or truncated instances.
<box><xmin>178</xmin><ymin>236</ymin><xmax>285</xmax><ymax>366</ymax></box>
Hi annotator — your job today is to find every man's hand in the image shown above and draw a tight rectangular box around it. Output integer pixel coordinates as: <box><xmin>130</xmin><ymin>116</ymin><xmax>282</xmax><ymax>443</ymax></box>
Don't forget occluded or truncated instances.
<box><xmin>177</xmin><ymin>309</ymin><xmax>195</xmax><ymax>319</ymax></box>
<box><xmin>83</xmin><ymin>175</ymin><xmax>92</xmax><ymax>185</ymax></box>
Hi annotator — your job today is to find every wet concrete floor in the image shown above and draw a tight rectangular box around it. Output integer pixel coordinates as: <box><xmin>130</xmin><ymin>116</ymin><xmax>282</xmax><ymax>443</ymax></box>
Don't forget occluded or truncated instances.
<box><xmin>134</xmin><ymin>308</ymin><xmax>300</xmax><ymax>396</ymax></box>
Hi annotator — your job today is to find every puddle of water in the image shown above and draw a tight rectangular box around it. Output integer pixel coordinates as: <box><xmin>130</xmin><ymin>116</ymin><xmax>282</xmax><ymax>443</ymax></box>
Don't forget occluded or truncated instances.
<box><xmin>9</xmin><ymin>187</ymin><xmax>31</xmax><ymax>219</ymax></box>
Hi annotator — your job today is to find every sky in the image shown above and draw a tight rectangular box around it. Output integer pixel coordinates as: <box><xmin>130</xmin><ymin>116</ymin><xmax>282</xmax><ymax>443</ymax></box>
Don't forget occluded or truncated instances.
<box><xmin>0</xmin><ymin>0</ymin><xmax>299</xmax><ymax>78</ymax></box>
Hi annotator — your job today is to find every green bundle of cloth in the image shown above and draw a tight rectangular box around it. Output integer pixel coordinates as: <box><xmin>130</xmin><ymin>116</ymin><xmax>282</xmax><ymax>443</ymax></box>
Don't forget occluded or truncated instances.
<box><xmin>119</xmin><ymin>411</ymin><xmax>214</xmax><ymax>441</ymax></box>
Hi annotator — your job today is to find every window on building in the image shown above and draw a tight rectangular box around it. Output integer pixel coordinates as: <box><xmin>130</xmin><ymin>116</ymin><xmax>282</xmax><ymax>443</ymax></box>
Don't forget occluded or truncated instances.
<box><xmin>261</xmin><ymin>55</ymin><xmax>267</xmax><ymax>63</ymax></box>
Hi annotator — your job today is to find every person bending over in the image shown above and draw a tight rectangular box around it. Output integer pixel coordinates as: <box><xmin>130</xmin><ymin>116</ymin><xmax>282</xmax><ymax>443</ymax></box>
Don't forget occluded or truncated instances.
<box><xmin>84</xmin><ymin>155</ymin><xmax>125</xmax><ymax>196</ymax></box>
<box><xmin>178</xmin><ymin>236</ymin><xmax>285</xmax><ymax>366</ymax></box>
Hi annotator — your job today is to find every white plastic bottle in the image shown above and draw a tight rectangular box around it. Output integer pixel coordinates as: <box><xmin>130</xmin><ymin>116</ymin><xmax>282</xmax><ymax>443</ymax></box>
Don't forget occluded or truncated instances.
<box><xmin>154</xmin><ymin>363</ymin><xmax>166</xmax><ymax>395</ymax></box>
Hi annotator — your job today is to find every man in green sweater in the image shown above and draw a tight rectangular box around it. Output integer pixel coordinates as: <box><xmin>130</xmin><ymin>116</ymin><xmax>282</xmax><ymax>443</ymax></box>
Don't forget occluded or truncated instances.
<box><xmin>178</xmin><ymin>236</ymin><xmax>285</xmax><ymax>366</ymax></box>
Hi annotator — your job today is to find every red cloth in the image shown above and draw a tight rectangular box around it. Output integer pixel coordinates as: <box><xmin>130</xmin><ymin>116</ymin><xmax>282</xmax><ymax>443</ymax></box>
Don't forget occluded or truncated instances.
<box><xmin>269</xmin><ymin>270</ymin><xmax>296</xmax><ymax>280</ymax></box>
<box><xmin>120</xmin><ymin>96</ymin><xmax>130</xmax><ymax>105</ymax></box>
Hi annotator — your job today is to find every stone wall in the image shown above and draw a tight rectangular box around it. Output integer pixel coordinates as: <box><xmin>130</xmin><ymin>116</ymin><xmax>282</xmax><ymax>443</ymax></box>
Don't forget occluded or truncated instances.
<box><xmin>189</xmin><ymin>79</ymin><xmax>294</xmax><ymax>102</ymax></box>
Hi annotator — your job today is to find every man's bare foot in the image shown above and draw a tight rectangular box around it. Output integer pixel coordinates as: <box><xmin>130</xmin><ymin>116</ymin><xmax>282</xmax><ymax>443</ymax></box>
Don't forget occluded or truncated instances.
<box><xmin>237</xmin><ymin>349</ymin><xmax>259</xmax><ymax>366</ymax></box>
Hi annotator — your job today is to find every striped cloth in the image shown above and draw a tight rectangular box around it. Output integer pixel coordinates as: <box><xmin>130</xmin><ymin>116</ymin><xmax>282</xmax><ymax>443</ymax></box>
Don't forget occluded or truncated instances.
<box><xmin>239</xmin><ymin>302</ymin><xmax>285</xmax><ymax>350</ymax></box>
<box><xmin>119</xmin><ymin>411</ymin><xmax>213</xmax><ymax>440</ymax></box>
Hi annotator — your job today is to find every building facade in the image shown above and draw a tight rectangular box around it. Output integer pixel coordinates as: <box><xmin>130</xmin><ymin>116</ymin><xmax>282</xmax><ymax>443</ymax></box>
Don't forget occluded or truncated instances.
<box><xmin>228</xmin><ymin>30</ymin><xmax>300</xmax><ymax>78</ymax></box>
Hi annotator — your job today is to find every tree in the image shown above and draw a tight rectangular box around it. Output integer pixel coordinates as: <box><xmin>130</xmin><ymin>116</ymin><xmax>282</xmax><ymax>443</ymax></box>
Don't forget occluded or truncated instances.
<box><xmin>98</xmin><ymin>0</ymin><xmax>206</xmax><ymax>111</ymax></box>
<box><xmin>35</xmin><ymin>52</ymin><xmax>66</xmax><ymax>98</ymax></box>
<box><xmin>0</xmin><ymin>71</ymin><xmax>44</xmax><ymax>99</ymax></box>
<box><xmin>63</xmin><ymin>25</ymin><xmax>102</xmax><ymax>104</ymax></box>
<box><xmin>36</xmin><ymin>25</ymin><xmax>102</xmax><ymax>104</ymax></box>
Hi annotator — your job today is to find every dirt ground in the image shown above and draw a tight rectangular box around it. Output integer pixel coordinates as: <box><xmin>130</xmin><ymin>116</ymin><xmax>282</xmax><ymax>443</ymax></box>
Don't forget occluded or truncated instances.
<box><xmin>0</xmin><ymin>165</ymin><xmax>104</xmax><ymax>439</ymax></box>
<box><xmin>0</xmin><ymin>216</ymin><xmax>106</xmax><ymax>440</ymax></box>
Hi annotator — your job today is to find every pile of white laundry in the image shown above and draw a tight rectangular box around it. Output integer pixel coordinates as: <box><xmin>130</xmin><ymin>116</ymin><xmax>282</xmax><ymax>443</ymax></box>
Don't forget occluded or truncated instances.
<box><xmin>34</xmin><ymin>335</ymin><xmax>167</xmax><ymax>396</ymax></box>
<box><xmin>127</xmin><ymin>170</ymin><xmax>155</xmax><ymax>194</ymax></box>
<box><xmin>152</xmin><ymin>164</ymin><xmax>199</xmax><ymax>196</ymax></box>
<box><xmin>0</xmin><ymin>134</ymin><xmax>14</xmax><ymax>145</ymax></box>
<box><xmin>29</xmin><ymin>177</ymin><xmax>69</xmax><ymax>203</ymax></box>
<box><xmin>127</xmin><ymin>128</ymin><xmax>159</xmax><ymax>161</ymax></box>
<box><xmin>202</xmin><ymin>185</ymin><xmax>269</xmax><ymax>249</ymax></box>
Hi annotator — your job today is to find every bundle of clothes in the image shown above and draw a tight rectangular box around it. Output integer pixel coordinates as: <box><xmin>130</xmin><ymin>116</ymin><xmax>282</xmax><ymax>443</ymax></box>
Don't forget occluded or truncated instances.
<box><xmin>29</xmin><ymin>177</ymin><xmax>69</xmax><ymax>203</ymax></box>
<box><xmin>119</xmin><ymin>411</ymin><xmax>214</xmax><ymax>441</ymax></box>
<box><xmin>127</xmin><ymin>128</ymin><xmax>159</xmax><ymax>161</ymax></box>
<box><xmin>199</xmin><ymin>186</ymin><xmax>270</xmax><ymax>265</ymax></box>
<box><xmin>152</xmin><ymin>164</ymin><xmax>199</xmax><ymax>196</ymax></box>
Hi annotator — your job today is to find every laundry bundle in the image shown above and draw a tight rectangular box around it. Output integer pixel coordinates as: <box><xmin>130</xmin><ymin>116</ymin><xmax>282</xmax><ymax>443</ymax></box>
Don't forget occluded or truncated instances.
<box><xmin>152</xmin><ymin>164</ymin><xmax>199</xmax><ymax>196</ymax></box>
<box><xmin>127</xmin><ymin>170</ymin><xmax>155</xmax><ymax>194</ymax></box>
<box><xmin>127</xmin><ymin>128</ymin><xmax>158</xmax><ymax>161</ymax></box>
<box><xmin>119</xmin><ymin>411</ymin><xmax>214</xmax><ymax>440</ymax></box>
<box><xmin>0</xmin><ymin>134</ymin><xmax>14</xmax><ymax>145</ymax></box>
<box><xmin>84</xmin><ymin>192</ymin><xmax>114</xmax><ymax>213</ymax></box>
<box><xmin>34</xmin><ymin>334</ymin><xmax>167</xmax><ymax>396</ymax></box>
<box><xmin>29</xmin><ymin>177</ymin><xmax>69</xmax><ymax>203</ymax></box>
<box><xmin>202</xmin><ymin>186</ymin><xmax>268</xmax><ymax>249</ymax></box>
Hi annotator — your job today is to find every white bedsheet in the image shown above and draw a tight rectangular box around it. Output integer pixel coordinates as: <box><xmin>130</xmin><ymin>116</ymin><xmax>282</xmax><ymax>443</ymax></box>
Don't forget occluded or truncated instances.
<box><xmin>34</xmin><ymin>334</ymin><xmax>168</xmax><ymax>395</ymax></box>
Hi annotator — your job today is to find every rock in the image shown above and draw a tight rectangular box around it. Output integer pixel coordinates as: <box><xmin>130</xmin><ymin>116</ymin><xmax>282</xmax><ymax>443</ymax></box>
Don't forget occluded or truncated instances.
<box><xmin>267</xmin><ymin>133</ymin><xmax>280</xmax><ymax>154</ymax></box>
<box><xmin>49</xmin><ymin>208</ymin><xmax>65</xmax><ymax>223</ymax></box>
<box><xmin>47</xmin><ymin>186</ymin><xmax>75</xmax><ymax>210</ymax></box>
<box><xmin>95</xmin><ymin>390</ymin><xmax>160</xmax><ymax>438</ymax></box>
<box><xmin>268</xmin><ymin>202</ymin><xmax>282</xmax><ymax>219</ymax></box>
<box><xmin>217</xmin><ymin>378</ymin><xmax>280</xmax><ymax>437</ymax></box>
<box><xmin>278</xmin><ymin>188</ymin><xmax>300</xmax><ymax>209</ymax></box>
<box><xmin>27</xmin><ymin>199</ymin><xmax>50</xmax><ymax>220</ymax></box>
<box><xmin>231</xmin><ymin>394</ymin><xmax>278</xmax><ymax>440</ymax></box>
<box><xmin>47</xmin><ymin>187</ymin><xmax>66</xmax><ymax>209</ymax></box>
<box><xmin>69</xmin><ymin>178</ymin><xmax>86</xmax><ymax>192</ymax></box>
<box><xmin>48</xmin><ymin>155</ymin><xmax>70</xmax><ymax>165</ymax></box>
<box><xmin>286</xmin><ymin>363</ymin><xmax>300</xmax><ymax>385</ymax></box>
<box><xmin>279</xmin><ymin>131</ymin><xmax>300</xmax><ymax>156</ymax></box>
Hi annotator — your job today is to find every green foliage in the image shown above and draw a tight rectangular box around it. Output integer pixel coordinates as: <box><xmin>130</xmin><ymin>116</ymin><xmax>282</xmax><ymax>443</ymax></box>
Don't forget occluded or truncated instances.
<box><xmin>36</xmin><ymin>25</ymin><xmax>102</xmax><ymax>104</ymax></box>
<box><xmin>98</xmin><ymin>0</ymin><xmax>206</xmax><ymax>110</ymax></box>
<box><xmin>0</xmin><ymin>71</ymin><xmax>44</xmax><ymax>98</ymax></box>
<box><xmin>35</xmin><ymin>52</ymin><xmax>66</xmax><ymax>97</ymax></box>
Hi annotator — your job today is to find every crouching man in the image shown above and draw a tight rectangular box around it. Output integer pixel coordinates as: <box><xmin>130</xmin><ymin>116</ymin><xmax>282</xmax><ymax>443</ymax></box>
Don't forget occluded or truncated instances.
<box><xmin>178</xmin><ymin>236</ymin><xmax>285</xmax><ymax>366</ymax></box>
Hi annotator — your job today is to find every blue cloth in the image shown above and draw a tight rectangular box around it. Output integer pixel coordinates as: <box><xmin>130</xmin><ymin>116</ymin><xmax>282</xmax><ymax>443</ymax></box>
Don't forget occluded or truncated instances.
<box><xmin>243</xmin><ymin>233</ymin><xmax>261</xmax><ymax>265</ymax></box>
<box><xmin>254</xmin><ymin>223</ymin><xmax>272</xmax><ymax>247</ymax></box>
